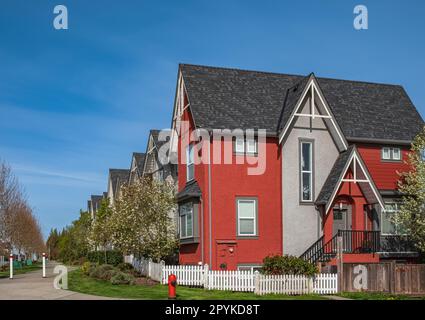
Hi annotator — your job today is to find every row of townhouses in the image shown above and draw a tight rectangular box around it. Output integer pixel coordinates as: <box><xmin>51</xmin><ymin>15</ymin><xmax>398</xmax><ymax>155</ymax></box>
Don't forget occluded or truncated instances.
<box><xmin>87</xmin><ymin>129</ymin><xmax>177</xmax><ymax>221</ymax></box>
<box><xmin>90</xmin><ymin>63</ymin><xmax>424</xmax><ymax>271</ymax></box>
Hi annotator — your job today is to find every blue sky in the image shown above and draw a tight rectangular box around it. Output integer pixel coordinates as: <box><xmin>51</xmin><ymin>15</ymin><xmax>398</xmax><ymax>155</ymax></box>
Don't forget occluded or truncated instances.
<box><xmin>0</xmin><ymin>0</ymin><xmax>424</xmax><ymax>237</ymax></box>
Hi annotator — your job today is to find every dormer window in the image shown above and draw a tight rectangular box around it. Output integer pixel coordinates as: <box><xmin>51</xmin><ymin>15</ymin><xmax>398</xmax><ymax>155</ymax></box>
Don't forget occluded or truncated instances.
<box><xmin>382</xmin><ymin>147</ymin><xmax>401</xmax><ymax>161</ymax></box>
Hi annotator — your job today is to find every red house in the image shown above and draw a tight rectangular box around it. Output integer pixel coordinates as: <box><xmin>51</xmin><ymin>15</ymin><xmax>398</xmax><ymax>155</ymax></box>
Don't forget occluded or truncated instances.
<box><xmin>170</xmin><ymin>64</ymin><xmax>424</xmax><ymax>270</ymax></box>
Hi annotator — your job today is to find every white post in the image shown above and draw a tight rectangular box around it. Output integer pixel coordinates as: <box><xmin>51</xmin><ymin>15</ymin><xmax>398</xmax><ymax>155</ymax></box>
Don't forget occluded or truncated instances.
<box><xmin>336</xmin><ymin>236</ymin><xmax>343</xmax><ymax>293</ymax></box>
<box><xmin>42</xmin><ymin>252</ymin><xmax>46</xmax><ymax>278</ymax></box>
<box><xmin>9</xmin><ymin>254</ymin><xmax>13</xmax><ymax>280</ymax></box>
<box><xmin>254</xmin><ymin>271</ymin><xmax>260</xmax><ymax>295</ymax></box>
<box><xmin>148</xmin><ymin>258</ymin><xmax>152</xmax><ymax>278</ymax></box>
<box><xmin>203</xmin><ymin>264</ymin><xmax>209</xmax><ymax>289</ymax></box>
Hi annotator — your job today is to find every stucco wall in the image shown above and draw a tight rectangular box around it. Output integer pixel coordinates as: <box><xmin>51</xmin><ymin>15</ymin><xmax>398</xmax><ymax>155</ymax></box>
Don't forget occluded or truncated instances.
<box><xmin>282</xmin><ymin>99</ymin><xmax>340</xmax><ymax>256</ymax></box>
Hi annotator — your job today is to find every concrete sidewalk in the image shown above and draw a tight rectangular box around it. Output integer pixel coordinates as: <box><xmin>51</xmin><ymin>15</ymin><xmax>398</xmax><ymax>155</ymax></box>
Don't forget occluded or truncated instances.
<box><xmin>0</xmin><ymin>261</ymin><xmax>114</xmax><ymax>300</ymax></box>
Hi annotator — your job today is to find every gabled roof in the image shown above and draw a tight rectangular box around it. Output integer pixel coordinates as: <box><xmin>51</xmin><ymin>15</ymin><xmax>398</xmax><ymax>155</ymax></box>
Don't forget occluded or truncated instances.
<box><xmin>316</xmin><ymin>145</ymin><xmax>385</xmax><ymax>213</ymax></box>
<box><xmin>180</xmin><ymin>64</ymin><xmax>424</xmax><ymax>142</ymax></box>
<box><xmin>133</xmin><ymin>152</ymin><xmax>146</xmax><ymax>171</ymax></box>
<box><xmin>176</xmin><ymin>180</ymin><xmax>202</xmax><ymax>201</ymax></box>
<box><xmin>109</xmin><ymin>169</ymin><xmax>129</xmax><ymax>197</ymax></box>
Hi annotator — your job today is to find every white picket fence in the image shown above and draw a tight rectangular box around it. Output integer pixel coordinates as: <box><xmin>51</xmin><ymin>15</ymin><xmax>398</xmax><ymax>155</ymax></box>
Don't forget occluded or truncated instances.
<box><xmin>312</xmin><ymin>273</ymin><xmax>338</xmax><ymax>294</ymax></box>
<box><xmin>132</xmin><ymin>258</ymin><xmax>338</xmax><ymax>295</ymax></box>
<box><xmin>132</xmin><ymin>257</ymin><xmax>164</xmax><ymax>282</ymax></box>
<box><xmin>162</xmin><ymin>264</ymin><xmax>205</xmax><ymax>286</ymax></box>
<box><xmin>207</xmin><ymin>270</ymin><xmax>255</xmax><ymax>292</ymax></box>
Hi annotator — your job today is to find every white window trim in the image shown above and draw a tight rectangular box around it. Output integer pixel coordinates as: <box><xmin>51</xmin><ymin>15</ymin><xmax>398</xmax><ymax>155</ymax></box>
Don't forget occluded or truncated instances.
<box><xmin>381</xmin><ymin>147</ymin><xmax>402</xmax><ymax>161</ymax></box>
<box><xmin>180</xmin><ymin>203</ymin><xmax>194</xmax><ymax>239</ymax></box>
<box><xmin>186</xmin><ymin>144</ymin><xmax>194</xmax><ymax>182</ymax></box>
<box><xmin>237</xmin><ymin>199</ymin><xmax>257</xmax><ymax>236</ymax></box>
<box><xmin>235</xmin><ymin>137</ymin><xmax>245</xmax><ymax>153</ymax></box>
<box><xmin>246</xmin><ymin>138</ymin><xmax>257</xmax><ymax>154</ymax></box>
<box><xmin>300</xmin><ymin>141</ymin><xmax>313</xmax><ymax>202</ymax></box>
<box><xmin>237</xmin><ymin>265</ymin><xmax>262</xmax><ymax>272</ymax></box>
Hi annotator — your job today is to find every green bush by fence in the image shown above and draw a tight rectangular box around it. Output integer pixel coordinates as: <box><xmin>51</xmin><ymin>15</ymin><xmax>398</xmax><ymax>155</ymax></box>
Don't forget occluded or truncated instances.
<box><xmin>87</xmin><ymin>251</ymin><xmax>123</xmax><ymax>266</ymax></box>
<box><xmin>261</xmin><ymin>255</ymin><xmax>318</xmax><ymax>277</ymax></box>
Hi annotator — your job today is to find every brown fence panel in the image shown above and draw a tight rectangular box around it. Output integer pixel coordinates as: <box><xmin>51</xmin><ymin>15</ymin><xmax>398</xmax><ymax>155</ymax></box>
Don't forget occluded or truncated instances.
<box><xmin>342</xmin><ymin>263</ymin><xmax>425</xmax><ymax>294</ymax></box>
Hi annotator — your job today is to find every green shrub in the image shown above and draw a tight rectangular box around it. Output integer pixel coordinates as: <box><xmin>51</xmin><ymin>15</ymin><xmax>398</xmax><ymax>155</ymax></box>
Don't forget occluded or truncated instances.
<box><xmin>117</xmin><ymin>262</ymin><xmax>134</xmax><ymax>272</ymax></box>
<box><xmin>89</xmin><ymin>264</ymin><xmax>119</xmax><ymax>281</ymax></box>
<box><xmin>81</xmin><ymin>262</ymin><xmax>97</xmax><ymax>275</ymax></box>
<box><xmin>261</xmin><ymin>255</ymin><xmax>318</xmax><ymax>277</ymax></box>
<box><xmin>110</xmin><ymin>271</ymin><xmax>135</xmax><ymax>285</ymax></box>
<box><xmin>87</xmin><ymin>251</ymin><xmax>123</xmax><ymax>266</ymax></box>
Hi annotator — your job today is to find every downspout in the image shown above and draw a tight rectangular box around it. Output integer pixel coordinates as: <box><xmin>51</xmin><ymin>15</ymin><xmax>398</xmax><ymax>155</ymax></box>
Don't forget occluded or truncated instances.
<box><xmin>208</xmin><ymin>132</ymin><xmax>213</xmax><ymax>266</ymax></box>
<box><xmin>200</xmin><ymin>197</ymin><xmax>204</xmax><ymax>264</ymax></box>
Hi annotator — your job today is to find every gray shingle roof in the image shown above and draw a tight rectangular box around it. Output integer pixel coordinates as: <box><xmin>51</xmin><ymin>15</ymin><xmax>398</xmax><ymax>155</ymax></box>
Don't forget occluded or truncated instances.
<box><xmin>315</xmin><ymin>146</ymin><xmax>355</xmax><ymax>205</ymax></box>
<box><xmin>177</xmin><ymin>180</ymin><xmax>202</xmax><ymax>201</ymax></box>
<box><xmin>180</xmin><ymin>64</ymin><xmax>424</xmax><ymax>142</ymax></box>
<box><xmin>132</xmin><ymin>152</ymin><xmax>146</xmax><ymax>177</ymax></box>
<box><xmin>90</xmin><ymin>195</ymin><xmax>103</xmax><ymax>212</ymax></box>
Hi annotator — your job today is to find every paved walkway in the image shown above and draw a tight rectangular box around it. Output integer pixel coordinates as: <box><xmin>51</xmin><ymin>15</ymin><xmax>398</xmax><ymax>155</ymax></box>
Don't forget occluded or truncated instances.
<box><xmin>0</xmin><ymin>261</ymin><xmax>113</xmax><ymax>300</ymax></box>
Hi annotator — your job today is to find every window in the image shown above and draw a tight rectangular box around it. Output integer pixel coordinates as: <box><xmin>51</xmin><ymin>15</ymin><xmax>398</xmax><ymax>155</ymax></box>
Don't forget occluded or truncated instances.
<box><xmin>246</xmin><ymin>138</ymin><xmax>257</xmax><ymax>154</ymax></box>
<box><xmin>234</xmin><ymin>136</ymin><xmax>258</xmax><ymax>155</ymax></box>
<box><xmin>179</xmin><ymin>203</ymin><xmax>193</xmax><ymax>238</ymax></box>
<box><xmin>382</xmin><ymin>202</ymin><xmax>405</xmax><ymax>235</ymax></box>
<box><xmin>382</xmin><ymin>147</ymin><xmax>402</xmax><ymax>161</ymax></box>
<box><xmin>186</xmin><ymin>144</ymin><xmax>194</xmax><ymax>181</ymax></box>
<box><xmin>300</xmin><ymin>141</ymin><xmax>313</xmax><ymax>202</ymax></box>
<box><xmin>237</xmin><ymin>198</ymin><xmax>257</xmax><ymax>236</ymax></box>
<box><xmin>235</xmin><ymin>137</ymin><xmax>245</xmax><ymax>153</ymax></box>
<box><xmin>421</xmin><ymin>149</ymin><xmax>425</xmax><ymax>161</ymax></box>
<box><xmin>237</xmin><ymin>265</ymin><xmax>262</xmax><ymax>272</ymax></box>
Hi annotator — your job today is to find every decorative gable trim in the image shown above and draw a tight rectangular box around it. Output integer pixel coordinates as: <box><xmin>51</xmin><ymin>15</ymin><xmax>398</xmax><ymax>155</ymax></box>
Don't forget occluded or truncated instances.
<box><xmin>278</xmin><ymin>76</ymin><xmax>348</xmax><ymax>151</ymax></box>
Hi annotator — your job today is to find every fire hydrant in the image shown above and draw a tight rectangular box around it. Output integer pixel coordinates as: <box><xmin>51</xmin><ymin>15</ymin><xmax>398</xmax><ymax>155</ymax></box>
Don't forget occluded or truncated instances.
<box><xmin>168</xmin><ymin>274</ymin><xmax>177</xmax><ymax>299</ymax></box>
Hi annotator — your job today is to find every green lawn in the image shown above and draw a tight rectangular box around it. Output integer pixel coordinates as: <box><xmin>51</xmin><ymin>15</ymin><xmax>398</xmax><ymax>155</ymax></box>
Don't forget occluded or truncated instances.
<box><xmin>68</xmin><ymin>269</ymin><xmax>326</xmax><ymax>300</ymax></box>
<box><xmin>338</xmin><ymin>292</ymin><xmax>425</xmax><ymax>300</ymax></box>
<box><xmin>0</xmin><ymin>262</ymin><xmax>42</xmax><ymax>278</ymax></box>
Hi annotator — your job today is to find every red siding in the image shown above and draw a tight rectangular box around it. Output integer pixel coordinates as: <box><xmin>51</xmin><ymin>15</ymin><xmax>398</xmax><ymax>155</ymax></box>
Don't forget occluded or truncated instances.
<box><xmin>177</xmin><ymin>104</ymin><xmax>282</xmax><ymax>269</ymax></box>
<box><xmin>357</xmin><ymin>144</ymin><xmax>411</xmax><ymax>190</ymax></box>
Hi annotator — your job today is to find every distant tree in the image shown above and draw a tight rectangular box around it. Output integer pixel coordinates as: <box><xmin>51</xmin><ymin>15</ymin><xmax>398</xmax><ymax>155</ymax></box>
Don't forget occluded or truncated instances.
<box><xmin>109</xmin><ymin>178</ymin><xmax>177</xmax><ymax>262</ymax></box>
<box><xmin>46</xmin><ymin>228</ymin><xmax>60</xmax><ymax>260</ymax></box>
<box><xmin>395</xmin><ymin>126</ymin><xmax>425</xmax><ymax>252</ymax></box>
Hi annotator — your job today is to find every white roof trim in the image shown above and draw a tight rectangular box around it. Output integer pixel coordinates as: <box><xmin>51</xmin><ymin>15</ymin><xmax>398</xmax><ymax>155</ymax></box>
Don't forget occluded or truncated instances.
<box><xmin>278</xmin><ymin>77</ymin><xmax>348</xmax><ymax>150</ymax></box>
<box><xmin>324</xmin><ymin>148</ymin><xmax>385</xmax><ymax>213</ymax></box>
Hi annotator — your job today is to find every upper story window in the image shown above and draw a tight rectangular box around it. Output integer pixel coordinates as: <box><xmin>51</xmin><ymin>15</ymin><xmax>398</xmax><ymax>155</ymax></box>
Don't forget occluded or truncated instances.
<box><xmin>382</xmin><ymin>202</ymin><xmax>405</xmax><ymax>235</ymax></box>
<box><xmin>179</xmin><ymin>203</ymin><xmax>193</xmax><ymax>239</ymax></box>
<box><xmin>382</xmin><ymin>147</ymin><xmax>401</xmax><ymax>161</ymax></box>
<box><xmin>237</xmin><ymin>198</ymin><xmax>257</xmax><ymax>237</ymax></box>
<box><xmin>186</xmin><ymin>144</ymin><xmax>194</xmax><ymax>182</ymax></box>
<box><xmin>420</xmin><ymin>149</ymin><xmax>425</xmax><ymax>161</ymax></box>
<box><xmin>300</xmin><ymin>140</ymin><xmax>314</xmax><ymax>202</ymax></box>
<box><xmin>234</xmin><ymin>137</ymin><xmax>258</xmax><ymax>155</ymax></box>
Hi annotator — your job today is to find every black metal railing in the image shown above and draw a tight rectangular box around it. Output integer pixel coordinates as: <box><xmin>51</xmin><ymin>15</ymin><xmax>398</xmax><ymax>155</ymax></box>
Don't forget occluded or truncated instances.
<box><xmin>300</xmin><ymin>230</ymin><xmax>381</xmax><ymax>264</ymax></box>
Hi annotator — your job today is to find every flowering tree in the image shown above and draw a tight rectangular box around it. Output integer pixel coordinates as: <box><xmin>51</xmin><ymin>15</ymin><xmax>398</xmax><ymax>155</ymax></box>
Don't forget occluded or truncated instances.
<box><xmin>88</xmin><ymin>198</ymin><xmax>113</xmax><ymax>255</ymax></box>
<box><xmin>395</xmin><ymin>126</ymin><xmax>425</xmax><ymax>252</ymax></box>
<box><xmin>109</xmin><ymin>178</ymin><xmax>177</xmax><ymax>262</ymax></box>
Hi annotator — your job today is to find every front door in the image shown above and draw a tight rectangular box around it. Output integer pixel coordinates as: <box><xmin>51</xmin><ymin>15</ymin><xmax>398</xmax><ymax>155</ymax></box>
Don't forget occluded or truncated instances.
<box><xmin>332</xmin><ymin>205</ymin><xmax>352</xmax><ymax>236</ymax></box>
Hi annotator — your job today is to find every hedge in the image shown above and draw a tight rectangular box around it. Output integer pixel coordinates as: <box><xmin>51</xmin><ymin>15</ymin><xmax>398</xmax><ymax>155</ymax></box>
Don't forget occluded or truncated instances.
<box><xmin>87</xmin><ymin>250</ymin><xmax>123</xmax><ymax>266</ymax></box>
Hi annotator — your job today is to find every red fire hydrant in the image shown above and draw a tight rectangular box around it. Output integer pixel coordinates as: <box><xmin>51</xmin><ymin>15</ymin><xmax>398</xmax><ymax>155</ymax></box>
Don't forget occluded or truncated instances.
<box><xmin>168</xmin><ymin>274</ymin><xmax>177</xmax><ymax>299</ymax></box>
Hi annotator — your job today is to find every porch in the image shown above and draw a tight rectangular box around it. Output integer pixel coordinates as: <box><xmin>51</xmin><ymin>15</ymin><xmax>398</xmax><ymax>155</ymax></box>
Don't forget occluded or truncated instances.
<box><xmin>300</xmin><ymin>230</ymin><xmax>418</xmax><ymax>265</ymax></box>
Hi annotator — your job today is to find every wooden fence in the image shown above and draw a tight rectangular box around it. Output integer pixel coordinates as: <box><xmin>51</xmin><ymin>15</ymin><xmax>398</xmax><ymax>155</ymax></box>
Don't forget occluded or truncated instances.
<box><xmin>132</xmin><ymin>258</ymin><xmax>337</xmax><ymax>295</ymax></box>
<box><xmin>342</xmin><ymin>262</ymin><xmax>425</xmax><ymax>295</ymax></box>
